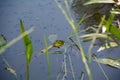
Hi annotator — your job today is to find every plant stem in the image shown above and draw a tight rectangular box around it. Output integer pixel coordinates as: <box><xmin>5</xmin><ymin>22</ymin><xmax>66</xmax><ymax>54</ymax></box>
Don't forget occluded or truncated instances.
<box><xmin>69</xmin><ymin>38</ymin><xmax>93</xmax><ymax>80</ymax></box>
<box><xmin>44</xmin><ymin>35</ymin><xmax>52</xmax><ymax>80</ymax></box>
<box><xmin>26</xmin><ymin>57</ymin><xmax>29</xmax><ymax>80</ymax></box>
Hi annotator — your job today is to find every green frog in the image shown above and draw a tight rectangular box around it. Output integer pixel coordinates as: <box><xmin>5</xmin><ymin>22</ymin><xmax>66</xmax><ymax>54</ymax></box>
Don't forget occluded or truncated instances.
<box><xmin>40</xmin><ymin>40</ymin><xmax>65</xmax><ymax>54</ymax></box>
<box><xmin>52</xmin><ymin>40</ymin><xmax>65</xmax><ymax>48</ymax></box>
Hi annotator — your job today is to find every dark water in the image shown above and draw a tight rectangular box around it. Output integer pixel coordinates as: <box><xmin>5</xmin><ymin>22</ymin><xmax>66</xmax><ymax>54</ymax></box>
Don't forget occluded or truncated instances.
<box><xmin>0</xmin><ymin>0</ymin><xmax>120</xmax><ymax>80</ymax></box>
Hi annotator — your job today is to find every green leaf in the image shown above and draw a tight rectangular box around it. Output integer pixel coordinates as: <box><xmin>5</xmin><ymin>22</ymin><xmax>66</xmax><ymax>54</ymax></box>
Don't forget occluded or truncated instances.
<box><xmin>103</xmin><ymin>14</ymin><xmax>120</xmax><ymax>40</ymax></box>
<box><xmin>0</xmin><ymin>27</ymin><xmax>34</xmax><ymax>55</ymax></box>
<box><xmin>108</xmin><ymin>25</ymin><xmax>120</xmax><ymax>40</ymax></box>
<box><xmin>84</xmin><ymin>0</ymin><xmax>115</xmax><ymax>5</ymax></box>
<box><xmin>94</xmin><ymin>58</ymin><xmax>120</xmax><ymax>69</ymax></box>
<box><xmin>0</xmin><ymin>34</ymin><xmax>7</xmax><ymax>47</ymax></box>
<box><xmin>20</xmin><ymin>19</ymin><xmax>33</xmax><ymax>64</ymax></box>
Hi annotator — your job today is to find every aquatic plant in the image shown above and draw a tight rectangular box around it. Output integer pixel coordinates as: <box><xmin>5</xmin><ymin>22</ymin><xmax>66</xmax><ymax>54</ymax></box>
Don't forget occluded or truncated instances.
<box><xmin>55</xmin><ymin>0</ymin><xmax>93</xmax><ymax>80</ymax></box>
<box><xmin>55</xmin><ymin>0</ymin><xmax>120</xmax><ymax>80</ymax></box>
<box><xmin>43</xmin><ymin>35</ymin><xmax>52</xmax><ymax>80</ymax></box>
<box><xmin>20</xmin><ymin>20</ymin><xmax>33</xmax><ymax>80</ymax></box>
<box><xmin>0</xmin><ymin>19</ymin><xmax>34</xmax><ymax>80</ymax></box>
<box><xmin>0</xmin><ymin>27</ymin><xmax>34</xmax><ymax>54</ymax></box>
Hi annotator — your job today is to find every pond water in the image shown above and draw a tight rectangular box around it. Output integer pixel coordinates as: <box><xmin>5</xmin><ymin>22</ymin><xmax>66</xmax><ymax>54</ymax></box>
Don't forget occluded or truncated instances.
<box><xmin>0</xmin><ymin>0</ymin><xmax>120</xmax><ymax>80</ymax></box>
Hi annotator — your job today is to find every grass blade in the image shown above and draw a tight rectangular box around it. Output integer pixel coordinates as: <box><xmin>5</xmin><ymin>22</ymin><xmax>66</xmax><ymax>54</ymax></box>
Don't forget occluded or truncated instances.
<box><xmin>80</xmin><ymin>33</ymin><xmax>114</xmax><ymax>41</ymax></box>
<box><xmin>103</xmin><ymin>14</ymin><xmax>120</xmax><ymax>40</ymax></box>
<box><xmin>44</xmin><ymin>35</ymin><xmax>52</xmax><ymax>80</ymax></box>
<box><xmin>92</xmin><ymin>55</ymin><xmax>109</xmax><ymax>80</ymax></box>
<box><xmin>94</xmin><ymin>58</ymin><xmax>120</xmax><ymax>69</ymax></box>
<box><xmin>20</xmin><ymin>19</ymin><xmax>33</xmax><ymax>64</ymax></box>
<box><xmin>55</xmin><ymin>0</ymin><xmax>93</xmax><ymax>80</ymax></box>
<box><xmin>84</xmin><ymin>0</ymin><xmax>115</xmax><ymax>5</ymax></box>
<box><xmin>20</xmin><ymin>19</ymin><xmax>33</xmax><ymax>80</ymax></box>
<box><xmin>0</xmin><ymin>27</ymin><xmax>34</xmax><ymax>54</ymax></box>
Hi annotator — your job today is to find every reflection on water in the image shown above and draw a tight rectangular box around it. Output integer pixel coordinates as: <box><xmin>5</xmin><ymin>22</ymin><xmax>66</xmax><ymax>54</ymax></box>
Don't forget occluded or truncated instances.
<box><xmin>71</xmin><ymin>0</ymin><xmax>120</xmax><ymax>46</ymax></box>
<box><xmin>72</xmin><ymin>0</ymin><xmax>114</xmax><ymax>26</ymax></box>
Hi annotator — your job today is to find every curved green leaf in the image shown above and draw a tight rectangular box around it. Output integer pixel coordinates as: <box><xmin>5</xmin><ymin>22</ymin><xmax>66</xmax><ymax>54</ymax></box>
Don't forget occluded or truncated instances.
<box><xmin>20</xmin><ymin>19</ymin><xmax>33</xmax><ymax>64</ymax></box>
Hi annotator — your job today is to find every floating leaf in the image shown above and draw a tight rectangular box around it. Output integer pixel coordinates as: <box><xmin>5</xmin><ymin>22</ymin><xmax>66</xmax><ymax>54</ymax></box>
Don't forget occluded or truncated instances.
<box><xmin>94</xmin><ymin>58</ymin><xmax>120</xmax><ymax>69</ymax></box>
<box><xmin>20</xmin><ymin>19</ymin><xmax>33</xmax><ymax>64</ymax></box>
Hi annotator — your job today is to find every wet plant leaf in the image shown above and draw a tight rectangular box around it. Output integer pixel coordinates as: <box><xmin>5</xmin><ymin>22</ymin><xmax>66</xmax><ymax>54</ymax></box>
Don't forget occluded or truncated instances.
<box><xmin>20</xmin><ymin>19</ymin><xmax>33</xmax><ymax>64</ymax></box>
<box><xmin>97</xmin><ymin>42</ymin><xmax>119</xmax><ymax>52</ymax></box>
<box><xmin>94</xmin><ymin>58</ymin><xmax>120</xmax><ymax>69</ymax></box>
<box><xmin>103</xmin><ymin>13</ymin><xmax>120</xmax><ymax>40</ymax></box>
<box><xmin>84</xmin><ymin>0</ymin><xmax>115</xmax><ymax>5</ymax></box>
<box><xmin>105</xmin><ymin>24</ymin><xmax>120</xmax><ymax>40</ymax></box>
<box><xmin>80</xmin><ymin>33</ymin><xmax>114</xmax><ymax>42</ymax></box>
<box><xmin>111</xmin><ymin>9</ymin><xmax>120</xmax><ymax>14</ymax></box>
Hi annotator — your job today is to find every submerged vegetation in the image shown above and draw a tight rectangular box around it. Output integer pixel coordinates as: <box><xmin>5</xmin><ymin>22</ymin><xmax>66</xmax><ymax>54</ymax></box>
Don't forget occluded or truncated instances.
<box><xmin>0</xmin><ymin>0</ymin><xmax>120</xmax><ymax>80</ymax></box>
